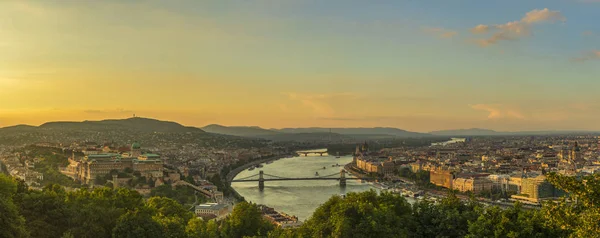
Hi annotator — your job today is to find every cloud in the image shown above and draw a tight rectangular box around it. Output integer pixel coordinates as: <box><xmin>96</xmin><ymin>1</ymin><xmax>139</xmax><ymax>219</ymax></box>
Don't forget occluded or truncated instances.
<box><xmin>471</xmin><ymin>24</ymin><xmax>490</xmax><ymax>34</ymax></box>
<box><xmin>572</xmin><ymin>50</ymin><xmax>600</xmax><ymax>62</ymax></box>
<box><xmin>83</xmin><ymin>108</ymin><xmax>133</xmax><ymax>114</ymax></box>
<box><xmin>582</xmin><ymin>31</ymin><xmax>595</xmax><ymax>36</ymax></box>
<box><xmin>471</xmin><ymin>8</ymin><xmax>565</xmax><ymax>47</ymax></box>
<box><xmin>282</xmin><ymin>92</ymin><xmax>361</xmax><ymax>116</ymax></box>
<box><xmin>423</xmin><ymin>27</ymin><xmax>458</xmax><ymax>39</ymax></box>
<box><xmin>521</xmin><ymin>8</ymin><xmax>566</xmax><ymax>24</ymax></box>
<box><xmin>470</xmin><ymin>104</ymin><xmax>525</xmax><ymax>119</ymax></box>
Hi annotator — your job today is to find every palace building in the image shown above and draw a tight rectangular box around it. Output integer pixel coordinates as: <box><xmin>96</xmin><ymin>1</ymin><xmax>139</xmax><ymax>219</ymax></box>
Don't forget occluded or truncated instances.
<box><xmin>63</xmin><ymin>142</ymin><xmax>164</xmax><ymax>185</ymax></box>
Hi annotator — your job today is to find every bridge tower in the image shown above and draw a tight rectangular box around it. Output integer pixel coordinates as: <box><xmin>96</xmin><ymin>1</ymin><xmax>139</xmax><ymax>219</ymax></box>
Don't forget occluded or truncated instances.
<box><xmin>339</xmin><ymin>169</ymin><xmax>346</xmax><ymax>187</ymax></box>
<box><xmin>259</xmin><ymin>170</ymin><xmax>265</xmax><ymax>191</ymax></box>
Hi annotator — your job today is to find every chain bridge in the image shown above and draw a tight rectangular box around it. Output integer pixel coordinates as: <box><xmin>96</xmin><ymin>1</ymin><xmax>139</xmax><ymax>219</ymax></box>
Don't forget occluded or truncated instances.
<box><xmin>231</xmin><ymin>170</ymin><xmax>373</xmax><ymax>190</ymax></box>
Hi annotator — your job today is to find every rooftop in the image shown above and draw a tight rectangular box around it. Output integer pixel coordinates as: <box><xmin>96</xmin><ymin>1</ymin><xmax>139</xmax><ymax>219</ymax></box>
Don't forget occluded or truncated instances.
<box><xmin>196</xmin><ymin>203</ymin><xmax>227</xmax><ymax>211</ymax></box>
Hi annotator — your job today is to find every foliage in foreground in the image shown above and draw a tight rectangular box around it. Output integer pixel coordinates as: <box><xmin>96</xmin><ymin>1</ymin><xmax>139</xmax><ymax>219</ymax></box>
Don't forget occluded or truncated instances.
<box><xmin>1</xmin><ymin>172</ymin><xmax>599</xmax><ymax>238</ymax></box>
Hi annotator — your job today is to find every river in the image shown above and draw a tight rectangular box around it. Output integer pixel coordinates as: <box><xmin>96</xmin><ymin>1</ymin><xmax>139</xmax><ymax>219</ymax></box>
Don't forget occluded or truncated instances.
<box><xmin>231</xmin><ymin>153</ymin><xmax>415</xmax><ymax>221</ymax></box>
<box><xmin>431</xmin><ymin>137</ymin><xmax>466</xmax><ymax>146</ymax></box>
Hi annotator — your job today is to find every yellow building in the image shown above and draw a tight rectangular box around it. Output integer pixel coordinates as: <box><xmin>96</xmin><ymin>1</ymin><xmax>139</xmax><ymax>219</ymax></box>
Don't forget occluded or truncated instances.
<box><xmin>453</xmin><ymin>177</ymin><xmax>493</xmax><ymax>193</ymax></box>
<box><xmin>430</xmin><ymin>168</ymin><xmax>454</xmax><ymax>189</ymax></box>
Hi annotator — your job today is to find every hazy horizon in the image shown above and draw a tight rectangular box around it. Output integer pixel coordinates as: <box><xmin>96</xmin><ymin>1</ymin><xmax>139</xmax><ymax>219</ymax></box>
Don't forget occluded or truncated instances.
<box><xmin>2</xmin><ymin>1</ymin><xmax>599</xmax><ymax>131</ymax></box>
<box><xmin>3</xmin><ymin>116</ymin><xmax>600</xmax><ymax>134</ymax></box>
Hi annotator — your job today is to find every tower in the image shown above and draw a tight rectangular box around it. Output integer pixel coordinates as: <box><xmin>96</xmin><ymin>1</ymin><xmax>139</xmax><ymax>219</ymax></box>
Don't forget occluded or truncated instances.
<box><xmin>339</xmin><ymin>169</ymin><xmax>346</xmax><ymax>187</ymax></box>
<box><xmin>258</xmin><ymin>170</ymin><xmax>265</xmax><ymax>191</ymax></box>
<box><xmin>112</xmin><ymin>174</ymin><xmax>119</xmax><ymax>189</ymax></box>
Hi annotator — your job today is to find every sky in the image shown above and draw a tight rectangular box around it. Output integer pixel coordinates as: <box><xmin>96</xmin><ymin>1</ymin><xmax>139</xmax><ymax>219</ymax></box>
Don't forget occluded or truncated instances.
<box><xmin>1</xmin><ymin>0</ymin><xmax>600</xmax><ymax>132</ymax></box>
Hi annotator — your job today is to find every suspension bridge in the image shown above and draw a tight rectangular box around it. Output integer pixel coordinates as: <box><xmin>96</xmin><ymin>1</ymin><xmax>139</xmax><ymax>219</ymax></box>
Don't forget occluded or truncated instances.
<box><xmin>296</xmin><ymin>150</ymin><xmax>328</xmax><ymax>156</ymax></box>
<box><xmin>231</xmin><ymin>170</ymin><xmax>373</xmax><ymax>190</ymax></box>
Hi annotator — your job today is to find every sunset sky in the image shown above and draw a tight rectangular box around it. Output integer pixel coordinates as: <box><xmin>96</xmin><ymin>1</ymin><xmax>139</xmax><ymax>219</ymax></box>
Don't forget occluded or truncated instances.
<box><xmin>1</xmin><ymin>0</ymin><xmax>599</xmax><ymax>132</ymax></box>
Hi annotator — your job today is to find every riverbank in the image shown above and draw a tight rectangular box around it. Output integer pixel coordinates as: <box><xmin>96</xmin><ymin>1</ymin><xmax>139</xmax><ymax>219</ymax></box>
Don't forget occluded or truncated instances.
<box><xmin>226</xmin><ymin>154</ymin><xmax>289</xmax><ymax>183</ymax></box>
<box><xmin>344</xmin><ymin>163</ymin><xmax>377</xmax><ymax>181</ymax></box>
<box><xmin>225</xmin><ymin>154</ymin><xmax>289</xmax><ymax>200</ymax></box>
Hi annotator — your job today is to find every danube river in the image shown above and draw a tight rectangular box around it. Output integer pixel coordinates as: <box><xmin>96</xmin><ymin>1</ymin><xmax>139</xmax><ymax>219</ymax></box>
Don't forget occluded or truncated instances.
<box><xmin>231</xmin><ymin>153</ymin><xmax>415</xmax><ymax>221</ymax></box>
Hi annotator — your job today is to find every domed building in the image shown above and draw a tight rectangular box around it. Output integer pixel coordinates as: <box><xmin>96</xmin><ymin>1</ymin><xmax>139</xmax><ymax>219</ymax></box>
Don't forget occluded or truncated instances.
<box><xmin>131</xmin><ymin>142</ymin><xmax>142</xmax><ymax>157</ymax></box>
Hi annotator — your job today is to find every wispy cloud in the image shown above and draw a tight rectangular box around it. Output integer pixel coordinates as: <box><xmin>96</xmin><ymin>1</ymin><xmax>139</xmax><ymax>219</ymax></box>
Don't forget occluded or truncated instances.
<box><xmin>582</xmin><ymin>31</ymin><xmax>595</xmax><ymax>36</ymax></box>
<box><xmin>572</xmin><ymin>50</ymin><xmax>600</xmax><ymax>62</ymax></box>
<box><xmin>282</xmin><ymin>92</ymin><xmax>361</xmax><ymax>117</ymax></box>
<box><xmin>470</xmin><ymin>24</ymin><xmax>490</xmax><ymax>34</ymax></box>
<box><xmin>423</xmin><ymin>27</ymin><xmax>458</xmax><ymax>39</ymax></box>
<box><xmin>470</xmin><ymin>8</ymin><xmax>565</xmax><ymax>47</ymax></box>
<box><xmin>470</xmin><ymin>104</ymin><xmax>525</xmax><ymax>119</ymax></box>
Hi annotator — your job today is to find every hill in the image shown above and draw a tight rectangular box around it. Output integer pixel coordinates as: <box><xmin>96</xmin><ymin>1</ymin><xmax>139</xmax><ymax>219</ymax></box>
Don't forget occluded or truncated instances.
<box><xmin>275</xmin><ymin>127</ymin><xmax>429</xmax><ymax>137</ymax></box>
<box><xmin>0</xmin><ymin>124</ymin><xmax>38</xmax><ymax>133</ymax></box>
<box><xmin>429</xmin><ymin>128</ymin><xmax>499</xmax><ymax>136</ymax></box>
<box><xmin>201</xmin><ymin>124</ymin><xmax>279</xmax><ymax>137</ymax></box>
<box><xmin>39</xmin><ymin>117</ymin><xmax>204</xmax><ymax>133</ymax></box>
<box><xmin>430</xmin><ymin>128</ymin><xmax>600</xmax><ymax>136</ymax></box>
<box><xmin>259</xmin><ymin>132</ymin><xmax>352</xmax><ymax>142</ymax></box>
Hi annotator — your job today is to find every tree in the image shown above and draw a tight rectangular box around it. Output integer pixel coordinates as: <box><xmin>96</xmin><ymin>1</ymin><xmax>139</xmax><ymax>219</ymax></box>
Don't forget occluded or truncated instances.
<box><xmin>302</xmin><ymin>190</ymin><xmax>413</xmax><ymax>238</ymax></box>
<box><xmin>185</xmin><ymin>218</ymin><xmax>207</xmax><ymax>238</ymax></box>
<box><xmin>0</xmin><ymin>174</ymin><xmax>29</xmax><ymax>238</ymax></box>
<box><xmin>124</xmin><ymin>167</ymin><xmax>134</xmax><ymax>174</ymax></box>
<box><xmin>411</xmin><ymin>192</ymin><xmax>481</xmax><ymax>237</ymax></box>
<box><xmin>220</xmin><ymin>202</ymin><xmax>274</xmax><ymax>238</ymax></box>
<box><xmin>65</xmin><ymin>187</ymin><xmax>143</xmax><ymax>238</ymax></box>
<box><xmin>205</xmin><ymin>220</ymin><xmax>220</xmax><ymax>238</ymax></box>
<box><xmin>543</xmin><ymin>172</ymin><xmax>600</xmax><ymax>237</ymax></box>
<box><xmin>112</xmin><ymin>208</ymin><xmax>164</xmax><ymax>238</ymax></box>
<box><xmin>467</xmin><ymin>204</ymin><xmax>561</xmax><ymax>238</ymax></box>
<box><xmin>154</xmin><ymin>216</ymin><xmax>187</xmax><ymax>238</ymax></box>
<box><xmin>15</xmin><ymin>187</ymin><xmax>71</xmax><ymax>238</ymax></box>
<box><xmin>146</xmin><ymin>197</ymin><xmax>194</xmax><ymax>223</ymax></box>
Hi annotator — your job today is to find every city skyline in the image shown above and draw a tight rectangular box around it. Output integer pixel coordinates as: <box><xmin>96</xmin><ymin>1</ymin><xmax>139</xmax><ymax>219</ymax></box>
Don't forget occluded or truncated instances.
<box><xmin>2</xmin><ymin>1</ymin><xmax>600</xmax><ymax>131</ymax></box>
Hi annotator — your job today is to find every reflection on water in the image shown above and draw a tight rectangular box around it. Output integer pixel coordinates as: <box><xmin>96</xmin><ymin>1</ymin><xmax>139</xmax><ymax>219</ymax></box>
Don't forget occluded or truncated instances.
<box><xmin>232</xmin><ymin>154</ymin><xmax>413</xmax><ymax>221</ymax></box>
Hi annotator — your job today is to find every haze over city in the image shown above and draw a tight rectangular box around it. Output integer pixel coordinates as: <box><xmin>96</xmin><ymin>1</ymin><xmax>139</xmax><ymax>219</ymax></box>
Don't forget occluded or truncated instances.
<box><xmin>2</xmin><ymin>0</ymin><xmax>600</xmax><ymax>131</ymax></box>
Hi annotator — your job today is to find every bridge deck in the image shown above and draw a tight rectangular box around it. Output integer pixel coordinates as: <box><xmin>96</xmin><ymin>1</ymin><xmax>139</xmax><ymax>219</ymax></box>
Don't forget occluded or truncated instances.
<box><xmin>231</xmin><ymin>177</ymin><xmax>370</xmax><ymax>182</ymax></box>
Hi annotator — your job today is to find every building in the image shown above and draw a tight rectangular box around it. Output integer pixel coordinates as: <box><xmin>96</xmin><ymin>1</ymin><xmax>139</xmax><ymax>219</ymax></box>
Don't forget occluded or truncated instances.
<box><xmin>195</xmin><ymin>203</ymin><xmax>229</xmax><ymax>220</ymax></box>
<box><xmin>512</xmin><ymin>174</ymin><xmax>565</xmax><ymax>203</ymax></box>
<box><xmin>259</xmin><ymin>205</ymin><xmax>303</xmax><ymax>228</ymax></box>
<box><xmin>453</xmin><ymin>177</ymin><xmax>493</xmax><ymax>193</ymax></box>
<box><xmin>353</xmin><ymin>143</ymin><xmax>398</xmax><ymax>176</ymax></box>
<box><xmin>430</xmin><ymin>168</ymin><xmax>454</xmax><ymax>189</ymax></box>
<box><xmin>65</xmin><ymin>143</ymin><xmax>164</xmax><ymax>185</ymax></box>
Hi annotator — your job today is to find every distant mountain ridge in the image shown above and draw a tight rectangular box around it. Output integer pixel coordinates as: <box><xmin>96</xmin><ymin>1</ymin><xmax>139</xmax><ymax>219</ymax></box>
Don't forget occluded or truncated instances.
<box><xmin>429</xmin><ymin>128</ymin><xmax>498</xmax><ymax>136</ymax></box>
<box><xmin>430</xmin><ymin>128</ymin><xmax>600</xmax><ymax>136</ymax></box>
<box><xmin>275</xmin><ymin>127</ymin><xmax>429</xmax><ymax>137</ymax></box>
<box><xmin>2</xmin><ymin>117</ymin><xmax>205</xmax><ymax>134</ymax></box>
<box><xmin>201</xmin><ymin>124</ymin><xmax>280</xmax><ymax>137</ymax></box>
<box><xmin>200</xmin><ymin>125</ymin><xmax>429</xmax><ymax>139</ymax></box>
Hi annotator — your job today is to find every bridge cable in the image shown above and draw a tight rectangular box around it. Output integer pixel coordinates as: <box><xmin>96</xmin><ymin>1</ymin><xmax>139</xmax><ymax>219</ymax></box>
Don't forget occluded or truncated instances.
<box><xmin>235</xmin><ymin>174</ymin><xmax>260</xmax><ymax>181</ymax></box>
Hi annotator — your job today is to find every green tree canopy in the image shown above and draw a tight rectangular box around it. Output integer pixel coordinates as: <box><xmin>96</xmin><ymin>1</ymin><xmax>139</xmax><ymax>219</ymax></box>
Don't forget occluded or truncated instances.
<box><xmin>0</xmin><ymin>174</ymin><xmax>28</xmax><ymax>238</ymax></box>
<box><xmin>112</xmin><ymin>207</ymin><xmax>164</xmax><ymax>238</ymax></box>
<box><xmin>302</xmin><ymin>190</ymin><xmax>413</xmax><ymax>238</ymax></box>
<box><xmin>220</xmin><ymin>202</ymin><xmax>274</xmax><ymax>238</ymax></box>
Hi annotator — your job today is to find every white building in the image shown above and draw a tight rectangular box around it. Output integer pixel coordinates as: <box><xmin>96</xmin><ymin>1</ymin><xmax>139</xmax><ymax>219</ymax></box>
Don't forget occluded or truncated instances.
<box><xmin>195</xmin><ymin>203</ymin><xmax>229</xmax><ymax>220</ymax></box>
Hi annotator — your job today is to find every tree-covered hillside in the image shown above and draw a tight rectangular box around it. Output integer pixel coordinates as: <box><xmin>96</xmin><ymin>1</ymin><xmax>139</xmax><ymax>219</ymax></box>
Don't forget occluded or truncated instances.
<box><xmin>0</xmin><ymin>172</ymin><xmax>598</xmax><ymax>238</ymax></box>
